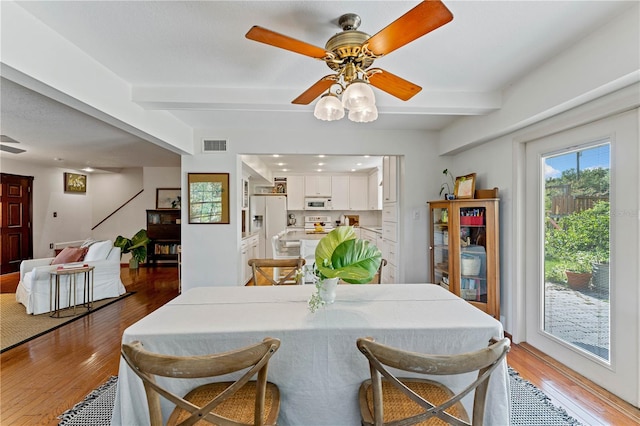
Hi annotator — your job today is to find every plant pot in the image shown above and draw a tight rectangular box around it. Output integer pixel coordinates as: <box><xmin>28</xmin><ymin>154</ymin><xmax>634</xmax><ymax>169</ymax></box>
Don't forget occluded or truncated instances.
<box><xmin>318</xmin><ymin>278</ymin><xmax>339</xmax><ymax>304</ymax></box>
<box><xmin>129</xmin><ymin>258</ymin><xmax>139</xmax><ymax>269</ymax></box>
<box><xmin>565</xmin><ymin>271</ymin><xmax>591</xmax><ymax>290</ymax></box>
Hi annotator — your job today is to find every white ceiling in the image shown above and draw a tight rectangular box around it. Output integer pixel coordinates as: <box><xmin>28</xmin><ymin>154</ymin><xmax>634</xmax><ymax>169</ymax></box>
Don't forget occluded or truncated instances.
<box><xmin>0</xmin><ymin>1</ymin><xmax>633</xmax><ymax>173</ymax></box>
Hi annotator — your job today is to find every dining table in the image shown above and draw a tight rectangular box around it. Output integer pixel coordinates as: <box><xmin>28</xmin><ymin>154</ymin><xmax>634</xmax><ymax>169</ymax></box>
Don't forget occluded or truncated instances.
<box><xmin>111</xmin><ymin>284</ymin><xmax>509</xmax><ymax>425</ymax></box>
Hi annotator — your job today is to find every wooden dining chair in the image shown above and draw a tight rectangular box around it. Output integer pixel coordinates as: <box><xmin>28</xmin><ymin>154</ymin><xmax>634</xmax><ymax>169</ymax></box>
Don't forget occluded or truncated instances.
<box><xmin>374</xmin><ymin>259</ymin><xmax>387</xmax><ymax>284</ymax></box>
<box><xmin>248</xmin><ymin>258</ymin><xmax>305</xmax><ymax>285</ymax></box>
<box><xmin>121</xmin><ymin>337</ymin><xmax>281</xmax><ymax>426</ymax></box>
<box><xmin>356</xmin><ymin>337</ymin><xmax>510</xmax><ymax>426</ymax></box>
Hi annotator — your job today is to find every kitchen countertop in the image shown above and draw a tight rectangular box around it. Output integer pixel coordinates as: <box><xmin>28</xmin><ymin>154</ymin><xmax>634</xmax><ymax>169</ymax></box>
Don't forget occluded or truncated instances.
<box><xmin>359</xmin><ymin>226</ymin><xmax>383</xmax><ymax>233</ymax></box>
<box><xmin>241</xmin><ymin>231</ymin><xmax>259</xmax><ymax>240</ymax></box>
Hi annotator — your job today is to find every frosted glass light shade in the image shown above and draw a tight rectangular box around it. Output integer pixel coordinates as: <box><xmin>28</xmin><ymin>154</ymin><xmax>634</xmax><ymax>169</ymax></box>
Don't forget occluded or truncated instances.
<box><xmin>314</xmin><ymin>94</ymin><xmax>345</xmax><ymax>121</ymax></box>
<box><xmin>348</xmin><ymin>105</ymin><xmax>378</xmax><ymax>123</ymax></box>
<box><xmin>342</xmin><ymin>81</ymin><xmax>375</xmax><ymax>111</ymax></box>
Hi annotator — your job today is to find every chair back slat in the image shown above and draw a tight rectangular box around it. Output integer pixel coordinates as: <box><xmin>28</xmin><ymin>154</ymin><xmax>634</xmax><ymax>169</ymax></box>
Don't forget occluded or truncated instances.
<box><xmin>357</xmin><ymin>337</ymin><xmax>510</xmax><ymax>426</ymax></box>
<box><xmin>121</xmin><ymin>337</ymin><xmax>281</xmax><ymax>426</ymax></box>
<box><xmin>248</xmin><ymin>258</ymin><xmax>305</xmax><ymax>285</ymax></box>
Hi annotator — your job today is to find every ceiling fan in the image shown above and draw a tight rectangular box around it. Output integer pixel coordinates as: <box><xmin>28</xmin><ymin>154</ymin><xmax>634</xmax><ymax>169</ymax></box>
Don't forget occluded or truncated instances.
<box><xmin>245</xmin><ymin>1</ymin><xmax>453</xmax><ymax>121</ymax></box>
<box><xmin>0</xmin><ymin>135</ymin><xmax>26</xmax><ymax>154</ymax></box>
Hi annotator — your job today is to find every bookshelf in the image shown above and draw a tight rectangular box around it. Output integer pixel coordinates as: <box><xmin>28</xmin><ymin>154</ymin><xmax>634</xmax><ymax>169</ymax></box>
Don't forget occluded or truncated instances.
<box><xmin>146</xmin><ymin>209</ymin><xmax>181</xmax><ymax>265</ymax></box>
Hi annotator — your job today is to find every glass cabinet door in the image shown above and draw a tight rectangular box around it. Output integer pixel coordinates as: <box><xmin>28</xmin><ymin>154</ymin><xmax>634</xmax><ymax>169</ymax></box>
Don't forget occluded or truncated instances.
<box><xmin>458</xmin><ymin>206</ymin><xmax>488</xmax><ymax>303</ymax></box>
<box><xmin>430</xmin><ymin>205</ymin><xmax>450</xmax><ymax>290</ymax></box>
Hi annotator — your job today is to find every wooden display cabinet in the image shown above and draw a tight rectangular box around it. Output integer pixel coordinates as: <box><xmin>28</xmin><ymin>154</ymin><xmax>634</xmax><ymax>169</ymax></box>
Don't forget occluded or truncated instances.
<box><xmin>428</xmin><ymin>198</ymin><xmax>500</xmax><ymax>319</ymax></box>
<box><xmin>146</xmin><ymin>209</ymin><xmax>181</xmax><ymax>265</ymax></box>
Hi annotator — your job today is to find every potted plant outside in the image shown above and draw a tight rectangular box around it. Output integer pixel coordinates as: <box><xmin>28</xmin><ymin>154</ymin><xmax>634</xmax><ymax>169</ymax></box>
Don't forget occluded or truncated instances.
<box><xmin>307</xmin><ymin>226</ymin><xmax>382</xmax><ymax>311</ymax></box>
<box><xmin>114</xmin><ymin>229</ymin><xmax>150</xmax><ymax>269</ymax></box>
<box><xmin>561</xmin><ymin>251</ymin><xmax>594</xmax><ymax>290</ymax></box>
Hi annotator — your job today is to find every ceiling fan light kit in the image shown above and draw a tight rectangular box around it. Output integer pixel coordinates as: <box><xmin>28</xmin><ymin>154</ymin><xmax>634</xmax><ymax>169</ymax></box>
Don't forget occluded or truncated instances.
<box><xmin>314</xmin><ymin>93</ymin><xmax>345</xmax><ymax>121</ymax></box>
<box><xmin>246</xmin><ymin>1</ymin><xmax>454</xmax><ymax>124</ymax></box>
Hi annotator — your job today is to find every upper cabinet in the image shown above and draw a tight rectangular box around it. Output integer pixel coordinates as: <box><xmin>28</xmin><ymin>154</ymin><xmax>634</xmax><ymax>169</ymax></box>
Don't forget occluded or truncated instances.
<box><xmin>331</xmin><ymin>175</ymin><xmax>368</xmax><ymax>210</ymax></box>
<box><xmin>383</xmin><ymin>156</ymin><xmax>397</xmax><ymax>203</ymax></box>
<box><xmin>286</xmin><ymin>176</ymin><xmax>305</xmax><ymax>210</ymax></box>
<box><xmin>305</xmin><ymin>175</ymin><xmax>332</xmax><ymax>197</ymax></box>
<box><xmin>368</xmin><ymin>168</ymin><xmax>382</xmax><ymax>210</ymax></box>
<box><xmin>349</xmin><ymin>175</ymin><xmax>368</xmax><ymax>210</ymax></box>
<box><xmin>331</xmin><ymin>176</ymin><xmax>349</xmax><ymax>210</ymax></box>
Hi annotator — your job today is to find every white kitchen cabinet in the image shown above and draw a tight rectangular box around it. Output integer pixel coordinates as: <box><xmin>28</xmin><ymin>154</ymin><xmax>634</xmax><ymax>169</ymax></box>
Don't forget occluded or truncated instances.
<box><xmin>331</xmin><ymin>175</ymin><xmax>368</xmax><ymax>210</ymax></box>
<box><xmin>368</xmin><ymin>168</ymin><xmax>382</xmax><ymax>210</ymax></box>
<box><xmin>240</xmin><ymin>240</ymin><xmax>250</xmax><ymax>284</ymax></box>
<box><xmin>331</xmin><ymin>176</ymin><xmax>350</xmax><ymax>210</ymax></box>
<box><xmin>305</xmin><ymin>175</ymin><xmax>332</xmax><ymax>197</ymax></box>
<box><xmin>360</xmin><ymin>228</ymin><xmax>377</xmax><ymax>245</ymax></box>
<box><xmin>349</xmin><ymin>175</ymin><xmax>368</xmax><ymax>210</ymax></box>
<box><xmin>383</xmin><ymin>155</ymin><xmax>397</xmax><ymax>203</ymax></box>
<box><xmin>286</xmin><ymin>176</ymin><xmax>305</xmax><ymax>210</ymax></box>
<box><xmin>241</xmin><ymin>234</ymin><xmax>260</xmax><ymax>284</ymax></box>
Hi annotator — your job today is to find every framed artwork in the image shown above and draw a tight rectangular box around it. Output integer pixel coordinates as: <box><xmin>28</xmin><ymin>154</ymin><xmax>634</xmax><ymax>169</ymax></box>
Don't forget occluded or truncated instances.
<box><xmin>454</xmin><ymin>173</ymin><xmax>476</xmax><ymax>199</ymax></box>
<box><xmin>64</xmin><ymin>173</ymin><xmax>87</xmax><ymax>193</ymax></box>
<box><xmin>156</xmin><ymin>188</ymin><xmax>181</xmax><ymax>209</ymax></box>
<box><xmin>188</xmin><ymin>173</ymin><xmax>230</xmax><ymax>224</ymax></box>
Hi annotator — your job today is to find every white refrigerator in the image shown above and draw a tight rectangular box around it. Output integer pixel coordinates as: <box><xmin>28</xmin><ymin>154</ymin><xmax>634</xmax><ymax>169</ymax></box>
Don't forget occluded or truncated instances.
<box><xmin>250</xmin><ymin>195</ymin><xmax>287</xmax><ymax>258</ymax></box>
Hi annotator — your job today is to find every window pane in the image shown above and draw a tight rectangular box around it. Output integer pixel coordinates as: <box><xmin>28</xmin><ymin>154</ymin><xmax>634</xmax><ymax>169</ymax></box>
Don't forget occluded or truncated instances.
<box><xmin>543</xmin><ymin>142</ymin><xmax>610</xmax><ymax>361</ymax></box>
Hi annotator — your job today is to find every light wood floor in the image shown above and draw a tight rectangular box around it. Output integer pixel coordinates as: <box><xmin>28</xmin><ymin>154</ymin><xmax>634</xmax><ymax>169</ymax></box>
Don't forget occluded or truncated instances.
<box><xmin>1</xmin><ymin>267</ymin><xmax>638</xmax><ymax>425</ymax></box>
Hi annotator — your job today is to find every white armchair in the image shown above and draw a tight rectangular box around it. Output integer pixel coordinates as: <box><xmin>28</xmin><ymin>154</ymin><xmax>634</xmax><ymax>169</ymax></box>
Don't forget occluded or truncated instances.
<box><xmin>16</xmin><ymin>240</ymin><xmax>126</xmax><ymax>315</ymax></box>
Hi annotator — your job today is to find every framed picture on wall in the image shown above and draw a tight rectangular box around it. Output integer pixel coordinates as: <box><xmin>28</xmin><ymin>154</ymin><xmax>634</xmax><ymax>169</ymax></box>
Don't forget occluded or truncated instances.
<box><xmin>156</xmin><ymin>188</ymin><xmax>181</xmax><ymax>209</ymax></box>
<box><xmin>188</xmin><ymin>173</ymin><xmax>230</xmax><ymax>224</ymax></box>
<box><xmin>454</xmin><ymin>173</ymin><xmax>476</xmax><ymax>199</ymax></box>
<box><xmin>64</xmin><ymin>173</ymin><xmax>87</xmax><ymax>193</ymax></box>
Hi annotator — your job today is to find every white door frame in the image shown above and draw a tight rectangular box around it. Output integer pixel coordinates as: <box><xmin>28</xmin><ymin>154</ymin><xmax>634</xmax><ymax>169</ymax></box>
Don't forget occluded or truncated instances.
<box><xmin>515</xmin><ymin>103</ymin><xmax>639</xmax><ymax>406</ymax></box>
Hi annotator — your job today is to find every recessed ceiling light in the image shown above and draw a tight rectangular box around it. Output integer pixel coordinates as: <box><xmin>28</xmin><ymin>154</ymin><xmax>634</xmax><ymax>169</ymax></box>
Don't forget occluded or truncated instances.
<box><xmin>357</xmin><ymin>163</ymin><xmax>362</xmax><ymax>166</ymax></box>
<box><xmin>318</xmin><ymin>154</ymin><xmax>325</xmax><ymax>158</ymax></box>
<box><xmin>351</xmin><ymin>169</ymin><xmax>356</xmax><ymax>172</ymax></box>
<box><xmin>273</xmin><ymin>154</ymin><xmax>280</xmax><ymax>157</ymax></box>
<box><xmin>317</xmin><ymin>168</ymin><xmax>323</xmax><ymax>172</ymax></box>
<box><xmin>282</xmin><ymin>168</ymin><xmax>289</xmax><ymax>172</ymax></box>
<box><xmin>277</xmin><ymin>162</ymin><xmax>285</xmax><ymax>166</ymax></box>
<box><xmin>82</xmin><ymin>167</ymin><xmax>94</xmax><ymax>172</ymax></box>
<box><xmin>364</xmin><ymin>155</ymin><xmax>370</xmax><ymax>158</ymax></box>
<box><xmin>318</xmin><ymin>162</ymin><xmax>325</xmax><ymax>166</ymax></box>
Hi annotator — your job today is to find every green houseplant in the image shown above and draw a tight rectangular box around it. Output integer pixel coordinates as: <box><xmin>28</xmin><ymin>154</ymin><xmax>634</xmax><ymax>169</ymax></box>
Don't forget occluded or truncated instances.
<box><xmin>114</xmin><ymin>229</ymin><xmax>150</xmax><ymax>269</ymax></box>
<box><xmin>307</xmin><ymin>226</ymin><xmax>382</xmax><ymax>312</ymax></box>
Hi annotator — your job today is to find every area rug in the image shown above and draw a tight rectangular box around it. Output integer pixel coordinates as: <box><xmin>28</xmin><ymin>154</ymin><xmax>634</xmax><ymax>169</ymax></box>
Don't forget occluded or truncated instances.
<box><xmin>509</xmin><ymin>367</ymin><xmax>583</xmax><ymax>425</ymax></box>
<box><xmin>56</xmin><ymin>368</ymin><xmax>584</xmax><ymax>425</ymax></box>
<box><xmin>1</xmin><ymin>292</ymin><xmax>134</xmax><ymax>353</ymax></box>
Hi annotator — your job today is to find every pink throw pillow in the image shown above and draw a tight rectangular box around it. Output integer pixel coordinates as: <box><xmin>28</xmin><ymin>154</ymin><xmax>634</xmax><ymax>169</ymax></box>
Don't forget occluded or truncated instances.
<box><xmin>51</xmin><ymin>247</ymin><xmax>88</xmax><ymax>265</ymax></box>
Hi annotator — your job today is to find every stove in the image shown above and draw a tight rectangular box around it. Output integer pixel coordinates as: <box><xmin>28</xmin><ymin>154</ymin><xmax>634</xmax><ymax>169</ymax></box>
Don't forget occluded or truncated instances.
<box><xmin>304</xmin><ymin>215</ymin><xmax>334</xmax><ymax>233</ymax></box>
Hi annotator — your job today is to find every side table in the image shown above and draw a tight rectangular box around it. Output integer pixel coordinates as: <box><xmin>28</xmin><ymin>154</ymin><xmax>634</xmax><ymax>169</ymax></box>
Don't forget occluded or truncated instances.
<box><xmin>48</xmin><ymin>265</ymin><xmax>95</xmax><ymax>318</ymax></box>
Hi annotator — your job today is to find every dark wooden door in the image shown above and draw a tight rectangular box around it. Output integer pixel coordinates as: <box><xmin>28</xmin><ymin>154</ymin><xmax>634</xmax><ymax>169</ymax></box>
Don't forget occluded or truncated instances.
<box><xmin>1</xmin><ymin>173</ymin><xmax>33</xmax><ymax>274</ymax></box>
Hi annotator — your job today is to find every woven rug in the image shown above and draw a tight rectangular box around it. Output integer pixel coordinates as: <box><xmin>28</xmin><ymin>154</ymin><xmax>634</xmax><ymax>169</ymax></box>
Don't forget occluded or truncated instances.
<box><xmin>56</xmin><ymin>368</ymin><xmax>584</xmax><ymax>425</ymax></box>
<box><xmin>1</xmin><ymin>292</ymin><xmax>134</xmax><ymax>353</ymax></box>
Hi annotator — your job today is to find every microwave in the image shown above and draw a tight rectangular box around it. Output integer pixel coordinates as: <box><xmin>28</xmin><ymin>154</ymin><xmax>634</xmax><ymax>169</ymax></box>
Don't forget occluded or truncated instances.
<box><xmin>305</xmin><ymin>197</ymin><xmax>332</xmax><ymax>210</ymax></box>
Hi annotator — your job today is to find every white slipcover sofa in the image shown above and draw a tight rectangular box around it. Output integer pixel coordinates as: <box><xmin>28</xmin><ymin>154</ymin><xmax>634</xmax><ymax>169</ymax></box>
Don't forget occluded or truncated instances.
<box><xmin>16</xmin><ymin>240</ymin><xmax>126</xmax><ymax>315</ymax></box>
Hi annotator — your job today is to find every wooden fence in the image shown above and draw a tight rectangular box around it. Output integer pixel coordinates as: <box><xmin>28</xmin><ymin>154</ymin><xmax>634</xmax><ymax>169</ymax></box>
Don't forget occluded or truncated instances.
<box><xmin>550</xmin><ymin>195</ymin><xmax>608</xmax><ymax>216</ymax></box>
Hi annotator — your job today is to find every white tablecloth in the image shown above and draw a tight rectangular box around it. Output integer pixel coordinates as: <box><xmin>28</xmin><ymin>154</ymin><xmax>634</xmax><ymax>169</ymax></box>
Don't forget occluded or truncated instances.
<box><xmin>112</xmin><ymin>284</ymin><xmax>509</xmax><ymax>425</ymax></box>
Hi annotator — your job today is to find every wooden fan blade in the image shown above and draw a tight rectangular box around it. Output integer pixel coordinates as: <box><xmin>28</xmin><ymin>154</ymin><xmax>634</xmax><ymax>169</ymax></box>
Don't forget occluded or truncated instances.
<box><xmin>367</xmin><ymin>68</ymin><xmax>422</xmax><ymax>101</ymax></box>
<box><xmin>292</xmin><ymin>76</ymin><xmax>336</xmax><ymax>105</ymax></box>
<box><xmin>246</xmin><ymin>26</ymin><xmax>328</xmax><ymax>59</ymax></box>
<box><xmin>366</xmin><ymin>0</ymin><xmax>453</xmax><ymax>56</ymax></box>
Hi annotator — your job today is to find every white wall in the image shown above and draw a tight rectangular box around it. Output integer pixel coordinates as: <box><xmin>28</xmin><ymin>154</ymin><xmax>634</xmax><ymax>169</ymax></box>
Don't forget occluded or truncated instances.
<box><xmin>180</xmin><ymin>129</ymin><xmax>442</xmax><ymax>291</ymax></box>
<box><xmin>439</xmin><ymin>2</ymin><xmax>639</xmax><ymax>152</ymax></box>
<box><xmin>1</xmin><ymin>158</ymin><xmax>180</xmax><ymax>261</ymax></box>
<box><xmin>1</xmin><ymin>157</ymin><xmax>93</xmax><ymax>258</ymax></box>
